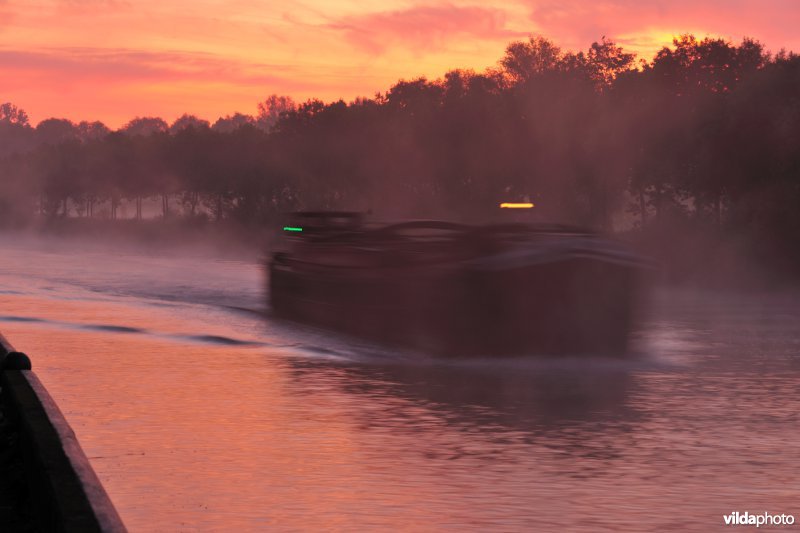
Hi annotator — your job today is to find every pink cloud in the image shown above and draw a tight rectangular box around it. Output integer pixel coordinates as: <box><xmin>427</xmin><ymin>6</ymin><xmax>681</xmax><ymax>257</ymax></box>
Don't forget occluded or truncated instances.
<box><xmin>56</xmin><ymin>0</ymin><xmax>129</xmax><ymax>7</ymax></box>
<box><xmin>0</xmin><ymin>0</ymin><xmax>127</xmax><ymax>23</ymax></box>
<box><xmin>0</xmin><ymin>1</ymin><xmax>14</xmax><ymax>29</ymax></box>
<box><xmin>0</xmin><ymin>46</ymin><xmax>378</xmax><ymax>127</ymax></box>
<box><xmin>53</xmin><ymin>0</ymin><xmax>132</xmax><ymax>15</ymax></box>
<box><xmin>0</xmin><ymin>47</ymin><xmax>318</xmax><ymax>88</ymax></box>
<box><xmin>329</xmin><ymin>3</ymin><xmax>525</xmax><ymax>55</ymax></box>
<box><xmin>525</xmin><ymin>0</ymin><xmax>800</xmax><ymax>55</ymax></box>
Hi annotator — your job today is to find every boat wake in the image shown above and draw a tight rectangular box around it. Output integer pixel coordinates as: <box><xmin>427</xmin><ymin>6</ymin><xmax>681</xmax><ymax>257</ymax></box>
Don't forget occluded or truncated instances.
<box><xmin>0</xmin><ymin>314</ymin><xmax>267</xmax><ymax>349</ymax></box>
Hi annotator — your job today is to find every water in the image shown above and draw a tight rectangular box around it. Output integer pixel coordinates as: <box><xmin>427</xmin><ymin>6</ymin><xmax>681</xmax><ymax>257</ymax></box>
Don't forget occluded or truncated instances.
<box><xmin>1</xmin><ymin>235</ymin><xmax>799</xmax><ymax>531</ymax></box>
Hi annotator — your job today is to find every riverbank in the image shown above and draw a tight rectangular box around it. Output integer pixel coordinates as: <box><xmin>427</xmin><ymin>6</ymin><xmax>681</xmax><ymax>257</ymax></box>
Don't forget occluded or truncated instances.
<box><xmin>1</xmin><ymin>336</ymin><xmax>127</xmax><ymax>533</ymax></box>
<box><xmin>0</xmin><ymin>392</ymin><xmax>34</xmax><ymax>532</ymax></box>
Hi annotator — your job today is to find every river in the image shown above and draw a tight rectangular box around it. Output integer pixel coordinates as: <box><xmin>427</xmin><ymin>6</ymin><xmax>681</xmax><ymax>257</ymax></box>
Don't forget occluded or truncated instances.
<box><xmin>0</xmin><ymin>235</ymin><xmax>798</xmax><ymax>531</ymax></box>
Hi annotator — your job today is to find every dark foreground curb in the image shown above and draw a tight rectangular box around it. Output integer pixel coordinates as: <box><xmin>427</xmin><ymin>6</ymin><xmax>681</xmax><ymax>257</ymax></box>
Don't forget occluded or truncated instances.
<box><xmin>1</xmin><ymin>333</ymin><xmax>127</xmax><ymax>533</ymax></box>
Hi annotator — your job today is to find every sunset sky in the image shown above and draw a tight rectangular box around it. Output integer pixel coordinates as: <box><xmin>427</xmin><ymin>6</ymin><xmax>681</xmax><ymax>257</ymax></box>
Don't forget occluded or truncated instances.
<box><xmin>2</xmin><ymin>0</ymin><xmax>799</xmax><ymax>128</ymax></box>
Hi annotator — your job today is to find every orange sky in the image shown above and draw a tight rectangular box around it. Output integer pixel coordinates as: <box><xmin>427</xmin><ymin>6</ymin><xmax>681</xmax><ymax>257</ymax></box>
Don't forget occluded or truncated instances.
<box><xmin>2</xmin><ymin>0</ymin><xmax>799</xmax><ymax>128</ymax></box>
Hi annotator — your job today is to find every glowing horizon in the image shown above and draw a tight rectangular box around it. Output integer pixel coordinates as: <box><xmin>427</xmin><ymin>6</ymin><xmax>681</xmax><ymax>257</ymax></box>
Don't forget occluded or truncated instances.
<box><xmin>2</xmin><ymin>0</ymin><xmax>799</xmax><ymax>128</ymax></box>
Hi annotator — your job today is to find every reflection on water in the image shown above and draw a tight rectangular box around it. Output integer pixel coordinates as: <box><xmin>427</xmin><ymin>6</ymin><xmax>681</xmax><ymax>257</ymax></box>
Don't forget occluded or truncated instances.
<box><xmin>1</xmin><ymin>236</ymin><xmax>799</xmax><ymax>531</ymax></box>
<box><xmin>287</xmin><ymin>357</ymin><xmax>636</xmax><ymax>433</ymax></box>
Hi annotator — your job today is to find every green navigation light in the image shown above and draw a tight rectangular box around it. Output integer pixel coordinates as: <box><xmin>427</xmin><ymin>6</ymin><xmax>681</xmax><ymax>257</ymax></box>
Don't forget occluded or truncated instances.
<box><xmin>283</xmin><ymin>226</ymin><xmax>303</xmax><ymax>232</ymax></box>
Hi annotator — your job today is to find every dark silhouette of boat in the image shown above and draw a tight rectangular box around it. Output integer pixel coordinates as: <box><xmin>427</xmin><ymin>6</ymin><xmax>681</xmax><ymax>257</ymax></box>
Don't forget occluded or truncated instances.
<box><xmin>268</xmin><ymin>212</ymin><xmax>648</xmax><ymax>357</ymax></box>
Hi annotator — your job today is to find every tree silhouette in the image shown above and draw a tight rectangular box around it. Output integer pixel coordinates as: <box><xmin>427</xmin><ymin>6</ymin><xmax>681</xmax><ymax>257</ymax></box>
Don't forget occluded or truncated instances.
<box><xmin>77</xmin><ymin>121</ymin><xmax>111</xmax><ymax>142</ymax></box>
<box><xmin>0</xmin><ymin>33</ymin><xmax>799</xmax><ymax>277</ymax></box>
<box><xmin>501</xmin><ymin>36</ymin><xmax>563</xmax><ymax>83</ymax></box>
<box><xmin>36</xmin><ymin>118</ymin><xmax>78</xmax><ymax>145</ymax></box>
<box><xmin>256</xmin><ymin>95</ymin><xmax>296</xmax><ymax>132</ymax></box>
<box><xmin>212</xmin><ymin>113</ymin><xmax>255</xmax><ymax>132</ymax></box>
<box><xmin>0</xmin><ymin>103</ymin><xmax>29</xmax><ymax>126</ymax></box>
<box><xmin>122</xmin><ymin>117</ymin><xmax>169</xmax><ymax>137</ymax></box>
<box><xmin>169</xmin><ymin>114</ymin><xmax>210</xmax><ymax>134</ymax></box>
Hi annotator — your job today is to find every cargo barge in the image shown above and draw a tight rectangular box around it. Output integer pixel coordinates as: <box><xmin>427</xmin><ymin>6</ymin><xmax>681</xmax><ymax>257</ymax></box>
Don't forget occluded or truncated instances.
<box><xmin>268</xmin><ymin>212</ymin><xmax>648</xmax><ymax>357</ymax></box>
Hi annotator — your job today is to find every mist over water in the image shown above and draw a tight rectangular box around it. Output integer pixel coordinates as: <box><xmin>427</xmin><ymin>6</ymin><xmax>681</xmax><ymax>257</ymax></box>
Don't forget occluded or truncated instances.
<box><xmin>1</xmin><ymin>236</ymin><xmax>799</xmax><ymax>531</ymax></box>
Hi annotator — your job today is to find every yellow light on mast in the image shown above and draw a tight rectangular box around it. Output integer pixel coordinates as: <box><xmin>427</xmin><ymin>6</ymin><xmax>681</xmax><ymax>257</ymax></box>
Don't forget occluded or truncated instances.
<box><xmin>500</xmin><ymin>202</ymin><xmax>535</xmax><ymax>209</ymax></box>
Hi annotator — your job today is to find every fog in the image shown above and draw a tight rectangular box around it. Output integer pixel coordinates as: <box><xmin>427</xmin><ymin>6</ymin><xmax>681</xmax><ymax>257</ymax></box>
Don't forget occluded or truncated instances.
<box><xmin>2</xmin><ymin>34</ymin><xmax>799</xmax><ymax>286</ymax></box>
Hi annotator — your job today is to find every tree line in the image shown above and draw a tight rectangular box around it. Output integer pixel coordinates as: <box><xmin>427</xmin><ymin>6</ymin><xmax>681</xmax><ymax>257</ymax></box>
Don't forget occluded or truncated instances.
<box><xmin>1</xmin><ymin>34</ymin><xmax>799</xmax><ymax>273</ymax></box>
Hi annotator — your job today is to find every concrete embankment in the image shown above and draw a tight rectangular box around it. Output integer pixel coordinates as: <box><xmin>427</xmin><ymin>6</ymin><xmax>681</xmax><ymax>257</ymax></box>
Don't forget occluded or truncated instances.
<box><xmin>0</xmin><ymin>333</ymin><xmax>127</xmax><ymax>532</ymax></box>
